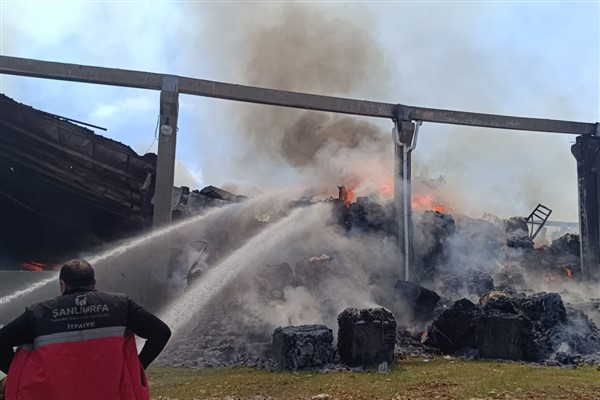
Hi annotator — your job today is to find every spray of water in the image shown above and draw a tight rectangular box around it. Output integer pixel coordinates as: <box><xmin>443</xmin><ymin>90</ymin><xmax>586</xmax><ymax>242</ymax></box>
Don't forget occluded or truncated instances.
<box><xmin>161</xmin><ymin>205</ymin><xmax>314</xmax><ymax>336</ymax></box>
<box><xmin>0</xmin><ymin>208</ymin><xmax>222</xmax><ymax>307</ymax></box>
<box><xmin>86</xmin><ymin>209</ymin><xmax>223</xmax><ymax>265</ymax></box>
<box><xmin>0</xmin><ymin>275</ymin><xmax>58</xmax><ymax>305</ymax></box>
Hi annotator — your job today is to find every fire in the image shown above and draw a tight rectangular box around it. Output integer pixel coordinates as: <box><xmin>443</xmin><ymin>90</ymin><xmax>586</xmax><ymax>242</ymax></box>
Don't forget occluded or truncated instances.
<box><xmin>338</xmin><ymin>185</ymin><xmax>355</xmax><ymax>207</ymax></box>
<box><xmin>20</xmin><ymin>261</ymin><xmax>60</xmax><ymax>272</ymax></box>
<box><xmin>379</xmin><ymin>183</ymin><xmax>393</xmax><ymax>198</ymax></box>
<box><xmin>543</xmin><ymin>265</ymin><xmax>574</xmax><ymax>282</ymax></box>
<box><xmin>562</xmin><ymin>265</ymin><xmax>573</xmax><ymax>280</ymax></box>
<box><xmin>411</xmin><ymin>193</ymin><xmax>448</xmax><ymax>213</ymax></box>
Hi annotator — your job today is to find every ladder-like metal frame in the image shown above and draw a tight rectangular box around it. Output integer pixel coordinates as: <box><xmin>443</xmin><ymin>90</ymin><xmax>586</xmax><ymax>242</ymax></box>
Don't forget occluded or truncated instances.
<box><xmin>526</xmin><ymin>204</ymin><xmax>553</xmax><ymax>240</ymax></box>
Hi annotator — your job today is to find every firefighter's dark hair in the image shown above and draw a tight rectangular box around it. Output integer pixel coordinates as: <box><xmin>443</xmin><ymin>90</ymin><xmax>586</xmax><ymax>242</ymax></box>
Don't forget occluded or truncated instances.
<box><xmin>59</xmin><ymin>259</ymin><xmax>95</xmax><ymax>288</ymax></box>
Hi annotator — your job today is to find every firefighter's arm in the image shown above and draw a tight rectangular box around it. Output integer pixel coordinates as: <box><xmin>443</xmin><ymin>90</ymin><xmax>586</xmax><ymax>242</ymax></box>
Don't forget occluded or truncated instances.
<box><xmin>0</xmin><ymin>312</ymin><xmax>33</xmax><ymax>375</ymax></box>
<box><xmin>127</xmin><ymin>300</ymin><xmax>171</xmax><ymax>369</ymax></box>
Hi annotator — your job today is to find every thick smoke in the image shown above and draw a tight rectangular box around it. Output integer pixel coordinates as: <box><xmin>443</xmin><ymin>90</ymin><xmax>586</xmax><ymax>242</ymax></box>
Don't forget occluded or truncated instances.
<box><xmin>185</xmin><ymin>2</ymin><xmax>597</xmax><ymax>220</ymax></box>
<box><xmin>189</xmin><ymin>2</ymin><xmax>394</xmax><ymax>199</ymax></box>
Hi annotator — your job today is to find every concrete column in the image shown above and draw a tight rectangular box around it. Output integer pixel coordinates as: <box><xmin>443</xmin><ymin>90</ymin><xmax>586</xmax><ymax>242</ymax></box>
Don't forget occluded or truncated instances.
<box><xmin>393</xmin><ymin>120</ymin><xmax>416</xmax><ymax>282</ymax></box>
<box><xmin>153</xmin><ymin>75</ymin><xmax>179</xmax><ymax>228</ymax></box>
<box><xmin>145</xmin><ymin>76</ymin><xmax>179</xmax><ymax>309</ymax></box>
<box><xmin>572</xmin><ymin>134</ymin><xmax>600</xmax><ymax>281</ymax></box>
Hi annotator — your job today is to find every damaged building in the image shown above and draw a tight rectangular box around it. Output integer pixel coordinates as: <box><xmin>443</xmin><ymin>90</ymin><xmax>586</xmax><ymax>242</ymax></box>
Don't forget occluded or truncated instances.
<box><xmin>0</xmin><ymin>94</ymin><xmax>244</xmax><ymax>269</ymax></box>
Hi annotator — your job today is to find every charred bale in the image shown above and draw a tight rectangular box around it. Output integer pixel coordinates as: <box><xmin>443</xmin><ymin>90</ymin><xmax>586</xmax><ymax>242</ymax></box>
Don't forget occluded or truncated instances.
<box><xmin>337</xmin><ymin>308</ymin><xmax>396</xmax><ymax>367</ymax></box>
<box><xmin>513</xmin><ymin>292</ymin><xmax>567</xmax><ymax>331</ymax></box>
<box><xmin>480</xmin><ymin>292</ymin><xmax>517</xmax><ymax>314</ymax></box>
<box><xmin>393</xmin><ymin>280</ymin><xmax>440</xmax><ymax>323</ymax></box>
<box><xmin>335</xmin><ymin>197</ymin><xmax>394</xmax><ymax>234</ymax></box>
<box><xmin>506</xmin><ymin>235</ymin><xmax>534</xmax><ymax>250</ymax></box>
<box><xmin>272</xmin><ymin>325</ymin><xmax>335</xmax><ymax>370</ymax></box>
<box><xmin>477</xmin><ymin>311</ymin><xmax>536</xmax><ymax>361</ymax></box>
<box><xmin>551</xmin><ymin>233</ymin><xmax>580</xmax><ymax>257</ymax></box>
<box><xmin>505</xmin><ymin>217</ymin><xmax>528</xmax><ymax>234</ymax></box>
<box><xmin>467</xmin><ymin>270</ymin><xmax>495</xmax><ymax>296</ymax></box>
<box><xmin>425</xmin><ymin>298</ymin><xmax>480</xmax><ymax>354</ymax></box>
<box><xmin>440</xmin><ymin>270</ymin><xmax>495</xmax><ymax>298</ymax></box>
<box><xmin>551</xmin><ymin>234</ymin><xmax>581</xmax><ymax>276</ymax></box>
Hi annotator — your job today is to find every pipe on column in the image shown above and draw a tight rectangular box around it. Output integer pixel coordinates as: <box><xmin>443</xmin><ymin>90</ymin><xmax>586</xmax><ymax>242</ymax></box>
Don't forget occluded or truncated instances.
<box><xmin>393</xmin><ymin>120</ymin><xmax>421</xmax><ymax>281</ymax></box>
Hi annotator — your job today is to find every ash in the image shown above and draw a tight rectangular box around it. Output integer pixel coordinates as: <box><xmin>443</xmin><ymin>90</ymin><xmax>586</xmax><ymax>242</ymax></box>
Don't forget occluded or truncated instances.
<box><xmin>157</xmin><ymin>198</ymin><xmax>600</xmax><ymax>369</ymax></box>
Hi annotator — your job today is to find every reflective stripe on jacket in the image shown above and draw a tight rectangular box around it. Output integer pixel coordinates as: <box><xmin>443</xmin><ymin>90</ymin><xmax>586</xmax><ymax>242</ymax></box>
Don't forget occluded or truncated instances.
<box><xmin>4</xmin><ymin>290</ymin><xmax>149</xmax><ymax>400</ymax></box>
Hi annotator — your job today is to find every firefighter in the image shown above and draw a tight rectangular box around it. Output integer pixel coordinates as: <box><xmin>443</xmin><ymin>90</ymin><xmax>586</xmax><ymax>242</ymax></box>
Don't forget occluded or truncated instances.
<box><xmin>0</xmin><ymin>259</ymin><xmax>171</xmax><ymax>400</ymax></box>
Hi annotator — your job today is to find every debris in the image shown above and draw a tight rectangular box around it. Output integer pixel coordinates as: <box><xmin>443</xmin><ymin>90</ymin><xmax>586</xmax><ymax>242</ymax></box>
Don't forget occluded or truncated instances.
<box><xmin>378</xmin><ymin>361</ymin><xmax>389</xmax><ymax>373</ymax></box>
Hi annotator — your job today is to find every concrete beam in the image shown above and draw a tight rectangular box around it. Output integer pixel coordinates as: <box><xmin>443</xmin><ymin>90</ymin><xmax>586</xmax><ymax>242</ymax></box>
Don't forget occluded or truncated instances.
<box><xmin>1</xmin><ymin>55</ymin><xmax>597</xmax><ymax>135</ymax></box>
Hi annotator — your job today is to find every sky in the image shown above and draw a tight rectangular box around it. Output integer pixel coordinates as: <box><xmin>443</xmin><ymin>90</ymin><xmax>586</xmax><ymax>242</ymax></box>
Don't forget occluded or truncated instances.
<box><xmin>0</xmin><ymin>1</ymin><xmax>598</xmax><ymax>221</ymax></box>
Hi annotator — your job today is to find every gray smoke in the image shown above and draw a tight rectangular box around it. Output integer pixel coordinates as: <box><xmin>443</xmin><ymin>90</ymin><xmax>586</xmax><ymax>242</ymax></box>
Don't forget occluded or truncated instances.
<box><xmin>235</xmin><ymin>3</ymin><xmax>393</xmax><ymax>197</ymax></box>
<box><xmin>186</xmin><ymin>2</ymin><xmax>394</xmax><ymax>198</ymax></box>
<box><xmin>183</xmin><ymin>2</ymin><xmax>597</xmax><ymax>220</ymax></box>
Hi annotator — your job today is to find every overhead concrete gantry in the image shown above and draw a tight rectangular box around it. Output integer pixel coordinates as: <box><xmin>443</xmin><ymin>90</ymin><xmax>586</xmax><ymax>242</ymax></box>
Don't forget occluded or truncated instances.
<box><xmin>1</xmin><ymin>55</ymin><xmax>598</xmax><ymax>283</ymax></box>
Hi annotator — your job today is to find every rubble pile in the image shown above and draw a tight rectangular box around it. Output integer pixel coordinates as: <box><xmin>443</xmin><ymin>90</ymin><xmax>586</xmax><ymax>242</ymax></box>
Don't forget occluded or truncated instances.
<box><xmin>156</xmin><ymin>193</ymin><xmax>598</xmax><ymax>371</ymax></box>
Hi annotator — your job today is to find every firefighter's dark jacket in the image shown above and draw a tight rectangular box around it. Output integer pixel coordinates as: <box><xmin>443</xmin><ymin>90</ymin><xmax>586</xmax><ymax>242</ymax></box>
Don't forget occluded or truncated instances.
<box><xmin>0</xmin><ymin>288</ymin><xmax>171</xmax><ymax>400</ymax></box>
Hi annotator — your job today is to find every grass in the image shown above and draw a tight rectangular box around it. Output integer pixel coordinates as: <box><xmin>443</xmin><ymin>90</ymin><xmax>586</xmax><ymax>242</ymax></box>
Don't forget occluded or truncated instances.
<box><xmin>147</xmin><ymin>357</ymin><xmax>600</xmax><ymax>400</ymax></box>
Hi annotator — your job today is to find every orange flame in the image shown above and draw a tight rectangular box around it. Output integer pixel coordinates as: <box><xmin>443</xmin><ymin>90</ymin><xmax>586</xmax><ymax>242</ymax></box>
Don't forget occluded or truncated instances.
<box><xmin>338</xmin><ymin>184</ymin><xmax>355</xmax><ymax>207</ymax></box>
<box><xmin>20</xmin><ymin>261</ymin><xmax>60</xmax><ymax>272</ymax></box>
<box><xmin>412</xmin><ymin>193</ymin><xmax>448</xmax><ymax>213</ymax></box>
<box><xmin>379</xmin><ymin>183</ymin><xmax>394</xmax><ymax>198</ymax></box>
<box><xmin>562</xmin><ymin>265</ymin><xmax>573</xmax><ymax>280</ymax></box>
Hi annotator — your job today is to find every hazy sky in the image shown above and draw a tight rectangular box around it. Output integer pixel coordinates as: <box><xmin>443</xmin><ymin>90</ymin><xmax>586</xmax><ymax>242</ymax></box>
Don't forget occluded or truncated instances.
<box><xmin>1</xmin><ymin>1</ymin><xmax>598</xmax><ymax>221</ymax></box>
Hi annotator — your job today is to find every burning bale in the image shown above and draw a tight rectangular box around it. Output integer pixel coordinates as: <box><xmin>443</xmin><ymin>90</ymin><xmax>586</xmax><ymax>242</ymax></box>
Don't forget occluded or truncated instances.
<box><xmin>335</xmin><ymin>196</ymin><xmax>395</xmax><ymax>234</ymax></box>
<box><xmin>337</xmin><ymin>308</ymin><xmax>396</xmax><ymax>367</ymax></box>
<box><xmin>272</xmin><ymin>325</ymin><xmax>335</xmax><ymax>370</ymax></box>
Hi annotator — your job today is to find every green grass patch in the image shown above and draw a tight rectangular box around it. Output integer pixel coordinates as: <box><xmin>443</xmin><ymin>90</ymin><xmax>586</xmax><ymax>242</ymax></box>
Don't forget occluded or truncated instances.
<box><xmin>147</xmin><ymin>358</ymin><xmax>600</xmax><ymax>400</ymax></box>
